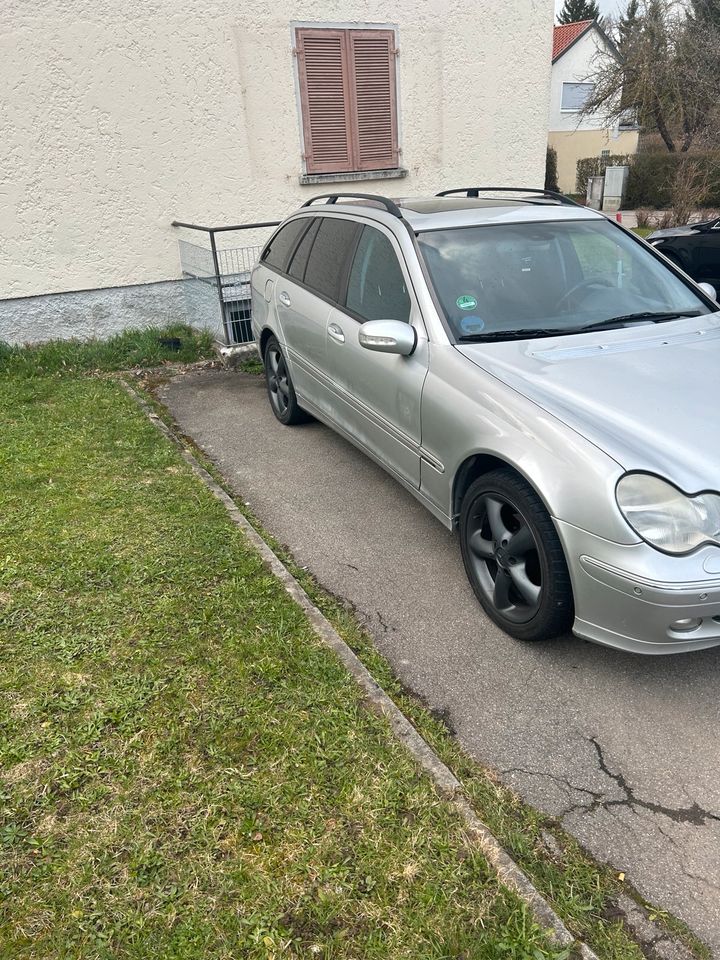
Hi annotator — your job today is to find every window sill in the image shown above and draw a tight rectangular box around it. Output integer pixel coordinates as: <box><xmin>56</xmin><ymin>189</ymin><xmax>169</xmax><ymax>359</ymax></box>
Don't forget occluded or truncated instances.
<box><xmin>299</xmin><ymin>168</ymin><xmax>408</xmax><ymax>186</ymax></box>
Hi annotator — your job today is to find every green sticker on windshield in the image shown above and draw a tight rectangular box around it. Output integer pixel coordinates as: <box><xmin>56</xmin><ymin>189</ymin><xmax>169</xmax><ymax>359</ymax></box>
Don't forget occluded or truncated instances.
<box><xmin>456</xmin><ymin>295</ymin><xmax>477</xmax><ymax>311</ymax></box>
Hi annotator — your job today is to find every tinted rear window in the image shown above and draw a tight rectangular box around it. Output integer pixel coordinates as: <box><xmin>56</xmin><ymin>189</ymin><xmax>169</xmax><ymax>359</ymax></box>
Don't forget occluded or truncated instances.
<box><xmin>261</xmin><ymin>219</ymin><xmax>308</xmax><ymax>272</ymax></box>
<box><xmin>304</xmin><ymin>217</ymin><xmax>361</xmax><ymax>302</ymax></box>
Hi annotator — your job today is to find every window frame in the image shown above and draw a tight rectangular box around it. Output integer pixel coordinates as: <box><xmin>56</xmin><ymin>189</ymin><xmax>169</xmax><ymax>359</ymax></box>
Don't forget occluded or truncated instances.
<box><xmin>560</xmin><ymin>81</ymin><xmax>594</xmax><ymax>113</ymax></box>
<box><xmin>291</xmin><ymin>21</ymin><xmax>403</xmax><ymax>178</ymax></box>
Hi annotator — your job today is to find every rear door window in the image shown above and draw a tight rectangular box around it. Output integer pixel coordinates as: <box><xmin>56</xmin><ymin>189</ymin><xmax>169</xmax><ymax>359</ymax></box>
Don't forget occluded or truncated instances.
<box><xmin>261</xmin><ymin>219</ymin><xmax>309</xmax><ymax>272</ymax></box>
<box><xmin>346</xmin><ymin>226</ymin><xmax>411</xmax><ymax>322</ymax></box>
<box><xmin>303</xmin><ymin>217</ymin><xmax>362</xmax><ymax>303</ymax></box>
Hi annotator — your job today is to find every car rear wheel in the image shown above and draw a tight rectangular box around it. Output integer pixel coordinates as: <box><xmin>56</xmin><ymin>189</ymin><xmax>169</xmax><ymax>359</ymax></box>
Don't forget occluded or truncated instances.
<box><xmin>460</xmin><ymin>469</ymin><xmax>573</xmax><ymax>642</ymax></box>
<box><xmin>264</xmin><ymin>335</ymin><xmax>309</xmax><ymax>426</ymax></box>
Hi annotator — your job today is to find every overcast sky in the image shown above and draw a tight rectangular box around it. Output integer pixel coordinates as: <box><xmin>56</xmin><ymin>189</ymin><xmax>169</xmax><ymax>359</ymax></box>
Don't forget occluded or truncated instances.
<box><xmin>555</xmin><ymin>0</ymin><xmax>628</xmax><ymax>18</ymax></box>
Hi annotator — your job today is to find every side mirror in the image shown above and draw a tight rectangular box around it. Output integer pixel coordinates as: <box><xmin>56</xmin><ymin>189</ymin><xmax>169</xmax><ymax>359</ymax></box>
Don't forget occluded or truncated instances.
<box><xmin>358</xmin><ymin>319</ymin><xmax>416</xmax><ymax>356</ymax></box>
<box><xmin>698</xmin><ymin>282</ymin><xmax>717</xmax><ymax>301</ymax></box>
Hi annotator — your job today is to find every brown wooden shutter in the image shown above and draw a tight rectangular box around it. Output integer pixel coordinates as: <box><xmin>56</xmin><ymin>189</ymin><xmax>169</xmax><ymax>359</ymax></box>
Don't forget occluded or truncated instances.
<box><xmin>296</xmin><ymin>28</ymin><xmax>399</xmax><ymax>175</ymax></box>
<box><xmin>347</xmin><ymin>30</ymin><xmax>399</xmax><ymax>171</ymax></box>
<box><xmin>296</xmin><ymin>29</ymin><xmax>355</xmax><ymax>174</ymax></box>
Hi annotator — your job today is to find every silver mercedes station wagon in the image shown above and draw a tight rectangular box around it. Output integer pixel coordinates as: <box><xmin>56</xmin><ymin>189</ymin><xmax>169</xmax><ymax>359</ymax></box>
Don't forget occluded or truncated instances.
<box><xmin>251</xmin><ymin>188</ymin><xmax>720</xmax><ymax>655</ymax></box>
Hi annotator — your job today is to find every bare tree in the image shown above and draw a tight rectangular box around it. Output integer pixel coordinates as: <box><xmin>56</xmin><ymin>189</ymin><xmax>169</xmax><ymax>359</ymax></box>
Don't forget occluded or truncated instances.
<box><xmin>581</xmin><ymin>0</ymin><xmax>720</xmax><ymax>152</ymax></box>
<box><xmin>668</xmin><ymin>160</ymin><xmax>711</xmax><ymax>225</ymax></box>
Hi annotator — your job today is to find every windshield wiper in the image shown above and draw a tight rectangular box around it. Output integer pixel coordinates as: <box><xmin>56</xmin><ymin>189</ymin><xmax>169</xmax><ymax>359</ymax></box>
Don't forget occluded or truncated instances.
<box><xmin>456</xmin><ymin>311</ymin><xmax>703</xmax><ymax>343</ymax></box>
<box><xmin>576</xmin><ymin>310</ymin><xmax>701</xmax><ymax>332</ymax></box>
<box><xmin>457</xmin><ymin>328</ymin><xmax>569</xmax><ymax>342</ymax></box>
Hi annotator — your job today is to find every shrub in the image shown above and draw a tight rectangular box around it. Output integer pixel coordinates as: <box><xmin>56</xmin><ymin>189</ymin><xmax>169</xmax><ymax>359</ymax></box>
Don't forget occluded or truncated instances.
<box><xmin>545</xmin><ymin>146</ymin><xmax>559</xmax><ymax>193</ymax></box>
<box><xmin>576</xmin><ymin>154</ymin><xmax>632</xmax><ymax>194</ymax></box>
<box><xmin>635</xmin><ymin>208</ymin><xmax>654</xmax><ymax>228</ymax></box>
<box><xmin>625</xmin><ymin>152</ymin><xmax>720</xmax><ymax>209</ymax></box>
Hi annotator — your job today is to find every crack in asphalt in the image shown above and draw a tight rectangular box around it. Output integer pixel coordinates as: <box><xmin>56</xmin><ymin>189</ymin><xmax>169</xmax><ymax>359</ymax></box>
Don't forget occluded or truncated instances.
<box><xmin>504</xmin><ymin>737</ymin><xmax>720</xmax><ymax>829</ymax></box>
<box><xmin>588</xmin><ymin>737</ymin><xmax>720</xmax><ymax>827</ymax></box>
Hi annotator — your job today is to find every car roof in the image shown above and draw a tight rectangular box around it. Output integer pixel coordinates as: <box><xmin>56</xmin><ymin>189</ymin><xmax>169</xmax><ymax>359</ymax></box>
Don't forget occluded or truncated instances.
<box><xmin>294</xmin><ymin>194</ymin><xmax>605</xmax><ymax>233</ymax></box>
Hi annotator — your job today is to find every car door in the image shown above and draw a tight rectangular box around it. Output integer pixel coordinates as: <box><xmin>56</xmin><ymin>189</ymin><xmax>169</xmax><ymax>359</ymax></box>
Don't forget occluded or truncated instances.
<box><xmin>276</xmin><ymin>216</ymin><xmax>361</xmax><ymax>412</ymax></box>
<box><xmin>690</xmin><ymin>223</ymin><xmax>720</xmax><ymax>289</ymax></box>
<box><xmin>324</xmin><ymin>223</ymin><xmax>429</xmax><ymax>488</ymax></box>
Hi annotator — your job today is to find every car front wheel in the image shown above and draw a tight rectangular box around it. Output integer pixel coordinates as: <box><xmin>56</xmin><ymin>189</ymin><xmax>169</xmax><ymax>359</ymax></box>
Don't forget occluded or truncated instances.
<box><xmin>460</xmin><ymin>469</ymin><xmax>573</xmax><ymax>642</ymax></box>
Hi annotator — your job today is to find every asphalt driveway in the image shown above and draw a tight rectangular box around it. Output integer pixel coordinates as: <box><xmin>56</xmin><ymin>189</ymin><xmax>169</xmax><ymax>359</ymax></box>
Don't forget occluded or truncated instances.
<box><xmin>161</xmin><ymin>368</ymin><xmax>720</xmax><ymax>955</ymax></box>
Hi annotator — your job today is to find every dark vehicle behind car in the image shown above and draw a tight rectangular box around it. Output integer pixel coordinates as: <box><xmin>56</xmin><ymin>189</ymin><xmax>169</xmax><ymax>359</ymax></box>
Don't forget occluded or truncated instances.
<box><xmin>648</xmin><ymin>217</ymin><xmax>720</xmax><ymax>290</ymax></box>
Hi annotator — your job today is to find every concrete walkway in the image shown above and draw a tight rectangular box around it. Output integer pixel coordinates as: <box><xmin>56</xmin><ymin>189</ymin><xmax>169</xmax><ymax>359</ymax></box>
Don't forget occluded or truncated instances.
<box><xmin>161</xmin><ymin>369</ymin><xmax>720</xmax><ymax>956</ymax></box>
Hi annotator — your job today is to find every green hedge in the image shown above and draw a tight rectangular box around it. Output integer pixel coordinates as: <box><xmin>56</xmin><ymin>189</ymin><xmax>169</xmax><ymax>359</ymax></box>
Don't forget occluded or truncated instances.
<box><xmin>576</xmin><ymin>150</ymin><xmax>720</xmax><ymax>207</ymax></box>
<box><xmin>624</xmin><ymin>152</ymin><xmax>720</xmax><ymax>208</ymax></box>
<box><xmin>576</xmin><ymin>154</ymin><xmax>632</xmax><ymax>194</ymax></box>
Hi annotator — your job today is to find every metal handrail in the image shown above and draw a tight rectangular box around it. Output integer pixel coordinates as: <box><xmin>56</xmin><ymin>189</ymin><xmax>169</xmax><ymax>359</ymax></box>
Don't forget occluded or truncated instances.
<box><xmin>171</xmin><ymin>219</ymin><xmax>282</xmax><ymax>234</ymax></box>
<box><xmin>172</xmin><ymin>220</ymin><xmax>281</xmax><ymax>346</ymax></box>
<box><xmin>436</xmin><ymin>187</ymin><xmax>579</xmax><ymax>207</ymax></box>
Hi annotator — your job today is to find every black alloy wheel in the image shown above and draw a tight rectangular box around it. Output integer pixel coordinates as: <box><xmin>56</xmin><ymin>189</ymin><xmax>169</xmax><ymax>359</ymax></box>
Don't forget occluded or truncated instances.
<box><xmin>460</xmin><ymin>469</ymin><xmax>573</xmax><ymax>642</ymax></box>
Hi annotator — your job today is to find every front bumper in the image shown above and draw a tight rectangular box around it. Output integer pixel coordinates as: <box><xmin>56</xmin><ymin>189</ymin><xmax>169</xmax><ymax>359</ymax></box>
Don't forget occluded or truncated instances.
<box><xmin>556</xmin><ymin>519</ymin><xmax>720</xmax><ymax>654</ymax></box>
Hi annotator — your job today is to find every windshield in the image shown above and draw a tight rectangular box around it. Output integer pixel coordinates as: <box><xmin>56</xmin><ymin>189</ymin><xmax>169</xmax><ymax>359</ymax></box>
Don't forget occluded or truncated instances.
<box><xmin>417</xmin><ymin>219</ymin><xmax>712</xmax><ymax>340</ymax></box>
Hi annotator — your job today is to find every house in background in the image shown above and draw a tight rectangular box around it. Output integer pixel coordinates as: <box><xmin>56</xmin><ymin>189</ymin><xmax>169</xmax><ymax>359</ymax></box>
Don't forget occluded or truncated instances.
<box><xmin>548</xmin><ymin>19</ymin><xmax>639</xmax><ymax>194</ymax></box>
<box><xmin>2</xmin><ymin>0</ymin><xmax>554</xmax><ymax>346</ymax></box>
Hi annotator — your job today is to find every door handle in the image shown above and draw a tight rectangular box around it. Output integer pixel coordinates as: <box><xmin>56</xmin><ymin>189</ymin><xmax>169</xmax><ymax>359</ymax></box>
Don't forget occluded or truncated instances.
<box><xmin>278</xmin><ymin>291</ymin><xmax>291</xmax><ymax>307</ymax></box>
<box><xmin>328</xmin><ymin>322</ymin><xmax>345</xmax><ymax>344</ymax></box>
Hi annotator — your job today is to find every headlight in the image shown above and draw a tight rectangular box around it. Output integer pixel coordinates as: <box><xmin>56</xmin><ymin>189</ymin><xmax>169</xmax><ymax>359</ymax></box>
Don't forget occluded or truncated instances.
<box><xmin>616</xmin><ymin>473</ymin><xmax>720</xmax><ymax>554</ymax></box>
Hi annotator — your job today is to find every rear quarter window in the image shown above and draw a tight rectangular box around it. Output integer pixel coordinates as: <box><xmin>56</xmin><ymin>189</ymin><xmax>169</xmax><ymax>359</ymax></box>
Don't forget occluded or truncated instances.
<box><xmin>261</xmin><ymin>219</ymin><xmax>309</xmax><ymax>272</ymax></box>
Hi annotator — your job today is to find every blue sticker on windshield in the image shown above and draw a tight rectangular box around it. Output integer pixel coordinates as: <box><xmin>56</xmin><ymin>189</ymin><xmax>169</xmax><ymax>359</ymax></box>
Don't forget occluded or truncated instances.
<box><xmin>459</xmin><ymin>315</ymin><xmax>485</xmax><ymax>334</ymax></box>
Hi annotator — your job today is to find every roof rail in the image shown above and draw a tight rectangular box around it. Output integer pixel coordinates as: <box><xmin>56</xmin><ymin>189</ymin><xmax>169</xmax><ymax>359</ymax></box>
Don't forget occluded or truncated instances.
<box><xmin>436</xmin><ymin>187</ymin><xmax>580</xmax><ymax>207</ymax></box>
<box><xmin>302</xmin><ymin>192</ymin><xmax>404</xmax><ymax>219</ymax></box>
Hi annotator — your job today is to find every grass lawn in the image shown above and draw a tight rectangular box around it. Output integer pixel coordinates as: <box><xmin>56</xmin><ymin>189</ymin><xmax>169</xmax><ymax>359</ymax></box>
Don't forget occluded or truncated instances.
<box><xmin>0</xmin><ymin>330</ymin><xmax>569</xmax><ymax>960</ymax></box>
<box><xmin>0</xmin><ymin>327</ymin><xmax>703</xmax><ymax>959</ymax></box>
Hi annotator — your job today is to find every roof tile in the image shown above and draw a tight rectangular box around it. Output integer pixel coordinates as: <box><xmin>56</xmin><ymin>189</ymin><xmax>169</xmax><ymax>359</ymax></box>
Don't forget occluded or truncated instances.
<box><xmin>552</xmin><ymin>20</ymin><xmax>593</xmax><ymax>60</ymax></box>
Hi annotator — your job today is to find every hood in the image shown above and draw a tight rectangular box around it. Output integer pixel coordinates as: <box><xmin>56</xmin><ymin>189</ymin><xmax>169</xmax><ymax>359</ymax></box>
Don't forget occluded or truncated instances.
<box><xmin>648</xmin><ymin>220</ymin><xmax>713</xmax><ymax>240</ymax></box>
<box><xmin>457</xmin><ymin>315</ymin><xmax>720</xmax><ymax>493</ymax></box>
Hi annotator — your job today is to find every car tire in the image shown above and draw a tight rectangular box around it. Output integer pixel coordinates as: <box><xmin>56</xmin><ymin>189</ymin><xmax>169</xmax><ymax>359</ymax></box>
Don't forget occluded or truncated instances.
<box><xmin>459</xmin><ymin>469</ymin><xmax>574</xmax><ymax>642</ymax></box>
<box><xmin>263</xmin><ymin>335</ymin><xmax>309</xmax><ymax>426</ymax></box>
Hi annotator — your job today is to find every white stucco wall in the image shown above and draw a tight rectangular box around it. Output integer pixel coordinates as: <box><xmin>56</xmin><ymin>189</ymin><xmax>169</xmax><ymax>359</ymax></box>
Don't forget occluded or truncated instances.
<box><xmin>3</xmin><ymin>0</ymin><xmax>553</xmax><ymax>301</ymax></box>
<box><xmin>549</xmin><ymin>27</ymin><xmax>614</xmax><ymax>132</ymax></box>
